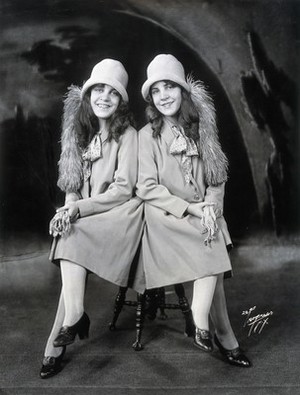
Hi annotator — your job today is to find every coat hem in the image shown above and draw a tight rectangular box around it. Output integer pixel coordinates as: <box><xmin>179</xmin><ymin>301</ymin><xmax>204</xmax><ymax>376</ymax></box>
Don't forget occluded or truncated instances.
<box><xmin>50</xmin><ymin>255</ymin><xmax>131</xmax><ymax>289</ymax></box>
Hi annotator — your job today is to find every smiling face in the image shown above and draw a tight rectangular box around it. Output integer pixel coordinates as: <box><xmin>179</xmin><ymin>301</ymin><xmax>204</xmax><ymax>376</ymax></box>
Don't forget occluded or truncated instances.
<box><xmin>150</xmin><ymin>80</ymin><xmax>182</xmax><ymax>122</ymax></box>
<box><xmin>90</xmin><ymin>84</ymin><xmax>121</xmax><ymax>121</ymax></box>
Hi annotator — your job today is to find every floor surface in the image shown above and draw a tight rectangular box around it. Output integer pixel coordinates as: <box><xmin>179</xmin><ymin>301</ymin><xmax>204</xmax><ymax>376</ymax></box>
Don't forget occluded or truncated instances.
<box><xmin>0</xmin><ymin>233</ymin><xmax>299</xmax><ymax>394</ymax></box>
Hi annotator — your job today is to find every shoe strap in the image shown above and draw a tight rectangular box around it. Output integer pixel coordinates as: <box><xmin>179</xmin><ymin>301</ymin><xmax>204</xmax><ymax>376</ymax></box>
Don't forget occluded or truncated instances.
<box><xmin>42</xmin><ymin>356</ymin><xmax>55</xmax><ymax>366</ymax></box>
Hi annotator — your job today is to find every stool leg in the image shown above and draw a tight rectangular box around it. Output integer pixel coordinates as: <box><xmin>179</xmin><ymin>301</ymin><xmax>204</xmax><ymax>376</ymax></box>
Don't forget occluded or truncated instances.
<box><xmin>158</xmin><ymin>287</ymin><xmax>168</xmax><ymax>320</ymax></box>
<box><xmin>174</xmin><ymin>283</ymin><xmax>195</xmax><ymax>337</ymax></box>
<box><xmin>109</xmin><ymin>286</ymin><xmax>127</xmax><ymax>331</ymax></box>
<box><xmin>132</xmin><ymin>292</ymin><xmax>145</xmax><ymax>351</ymax></box>
<box><xmin>145</xmin><ymin>289</ymin><xmax>159</xmax><ymax>320</ymax></box>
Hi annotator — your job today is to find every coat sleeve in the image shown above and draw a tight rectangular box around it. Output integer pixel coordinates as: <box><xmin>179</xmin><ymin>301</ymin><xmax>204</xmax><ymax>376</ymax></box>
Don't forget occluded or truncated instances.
<box><xmin>204</xmin><ymin>183</ymin><xmax>225</xmax><ymax>214</ymax></box>
<box><xmin>65</xmin><ymin>192</ymin><xmax>81</xmax><ymax>204</ymax></box>
<box><xmin>76</xmin><ymin>127</ymin><xmax>137</xmax><ymax>217</ymax></box>
<box><xmin>136</xmin><ymin>128</ymin><xmax>189</xmax><ymax>218</ymax></box>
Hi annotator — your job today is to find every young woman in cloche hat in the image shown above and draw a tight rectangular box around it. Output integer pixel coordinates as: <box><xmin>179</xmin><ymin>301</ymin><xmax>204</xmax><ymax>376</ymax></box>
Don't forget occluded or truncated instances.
<box><xmin>40</xmin><ymin>59</ymin><xmax>144</xmax><ymax>378</ymax></box>
<box><xmin>135</xmin><ymin>54</ymin><xmax>251</xmax><ymax>368</ymax></box>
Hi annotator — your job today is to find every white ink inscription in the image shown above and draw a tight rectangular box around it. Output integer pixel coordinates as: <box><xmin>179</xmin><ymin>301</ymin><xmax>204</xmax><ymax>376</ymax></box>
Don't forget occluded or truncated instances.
<box><xmin>242</xmin><ymin>306</ymin><xmax>273</xmax><ymax>336</ymax></box>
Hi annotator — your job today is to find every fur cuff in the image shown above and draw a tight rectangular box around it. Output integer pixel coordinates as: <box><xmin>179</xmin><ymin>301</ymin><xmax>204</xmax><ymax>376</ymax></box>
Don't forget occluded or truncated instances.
<box><xmin>57</xmin><ymin>85</ymin><xmax>83</xmax><ymax>192</ymax></box>
<box><xmin>187</xmin><ymin>76</ymin><xmax>228</xmax><ymax>186</ymax></box>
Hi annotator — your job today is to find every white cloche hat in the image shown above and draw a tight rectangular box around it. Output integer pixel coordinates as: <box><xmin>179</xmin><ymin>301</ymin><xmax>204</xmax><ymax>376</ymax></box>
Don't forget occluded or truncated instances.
<box><xmin>141</xmin><ymin>54</ymin><xmax>190</xmax><ymax>101</ymax></box>
<box><xmin>81</xmin><ymin>59</ymin><xmax>129</xmax><ymax>102</ymax></box>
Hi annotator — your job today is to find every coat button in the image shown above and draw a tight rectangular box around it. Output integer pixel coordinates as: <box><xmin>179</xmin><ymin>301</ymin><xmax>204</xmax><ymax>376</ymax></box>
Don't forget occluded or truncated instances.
<box><xmin>194</xmin><ymin>194</ymin><xmax>200</xmax><ymax>200</ymax></box>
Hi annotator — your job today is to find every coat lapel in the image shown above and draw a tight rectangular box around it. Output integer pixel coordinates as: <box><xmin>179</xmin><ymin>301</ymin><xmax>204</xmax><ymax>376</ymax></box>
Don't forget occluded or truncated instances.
<box><xmin>160</xmin><ymin>120</ymin><xmax>174</xmax><ymax>148</ymax></box>
<box><xmin>160</xmin><ymin>121</ymin><xmax>182</xmax><ymax>167</ymax></box>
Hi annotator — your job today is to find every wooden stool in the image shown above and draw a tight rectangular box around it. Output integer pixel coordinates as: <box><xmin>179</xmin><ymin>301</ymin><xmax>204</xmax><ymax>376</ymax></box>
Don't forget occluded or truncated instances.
<box><xmin>109</xmin><ymin>283</ymin><xmax>195</xmax><ymax>350</ymax></box>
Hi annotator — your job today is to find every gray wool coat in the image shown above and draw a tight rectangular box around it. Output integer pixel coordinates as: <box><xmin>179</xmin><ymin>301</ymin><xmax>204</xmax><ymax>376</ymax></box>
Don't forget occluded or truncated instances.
<box><xmin>133</xmin><ymin>121</ymin><xmax>232</xmax><ymax>292</ymax></box>
<box><xmin>50</xmin><ymin>126</ymin><xmax>145</xmax><ymax>289</ymax></box>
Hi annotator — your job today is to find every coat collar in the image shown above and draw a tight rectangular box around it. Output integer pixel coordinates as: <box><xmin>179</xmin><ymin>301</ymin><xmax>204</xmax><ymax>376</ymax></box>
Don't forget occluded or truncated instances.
<box><xmin>160</xmin><ymin>120</ymin><xmax>182</xmax><ymax>169</ymax></box>
<box><xmin>160</xmin><ymin>119</ymin><xmax>176</xmax><ymax>148</ymax></box>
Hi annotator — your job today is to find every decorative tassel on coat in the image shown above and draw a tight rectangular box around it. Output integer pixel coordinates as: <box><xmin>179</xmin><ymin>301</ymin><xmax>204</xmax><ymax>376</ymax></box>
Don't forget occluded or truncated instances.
<box><xmin>187</xmin><ymin>75</ymin><xmax>228</xmax><ymax>186</ymax></box>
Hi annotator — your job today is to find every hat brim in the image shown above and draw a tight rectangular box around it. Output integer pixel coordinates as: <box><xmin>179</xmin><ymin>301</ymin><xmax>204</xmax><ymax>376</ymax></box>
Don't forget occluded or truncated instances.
<box><xmin>141</xmin><ymin>73</ymin><xmax>190</xmax><ymax>101</ymax></box>
<box><xmin>81</xmin><ymin>77</ymin><xmax>128</xmax><ymax>102</ymax></box>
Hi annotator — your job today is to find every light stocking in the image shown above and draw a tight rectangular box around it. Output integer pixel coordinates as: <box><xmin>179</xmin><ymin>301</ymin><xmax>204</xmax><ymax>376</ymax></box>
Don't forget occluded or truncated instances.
<box><xmin>210</xmin><ymin>273</ymin><xmax>239</xmax><ymax>349</ymax></box>
<box><xmin>60</xmin><ymin>259</ymin><xmax>87</xmax><ymax>326</ymax></box>
<box><xmin>44</xmin><ymin>289</ymin><xmax>65</xmax><ymax>358</ymax></box>
<box><xmin>191</xmin><ymin>275</ymin><xmax>217</xmax><ymax>330</ymax></box>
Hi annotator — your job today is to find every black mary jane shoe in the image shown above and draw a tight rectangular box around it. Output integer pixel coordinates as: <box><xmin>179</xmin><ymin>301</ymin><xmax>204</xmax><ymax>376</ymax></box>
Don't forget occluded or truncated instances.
<box><xmin>53</xmin><ymin>312</ymin><xmax>90</xmax><ymax>347</ymax></box>
<box><xmin>214</xmin><ymin>335</ymin><xmax>252</xmax><ymax>367</ymax></box>
<box><xmin>194</xmin><ymin>328</ymin><xmax>214</xmax><ymax>352</ymax></box>
<box><xmin>40</xmin><ymin>346</ymin><xmax>66</xmax><ymax>379</ymax></box>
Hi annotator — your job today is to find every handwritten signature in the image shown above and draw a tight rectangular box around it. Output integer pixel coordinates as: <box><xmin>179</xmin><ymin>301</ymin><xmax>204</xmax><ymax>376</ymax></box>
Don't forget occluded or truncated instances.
<box><xmin>242</xmin><ymin>306</ymin><xmax>273</xmax><ymax>337</ymax></box>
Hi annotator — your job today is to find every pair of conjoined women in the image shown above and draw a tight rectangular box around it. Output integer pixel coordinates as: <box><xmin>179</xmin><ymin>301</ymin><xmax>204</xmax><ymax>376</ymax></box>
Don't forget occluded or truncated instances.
<box><xmin>40</xmin><ymin>54</ymin><xmax>251</xmax><ymax>379</ymax></box>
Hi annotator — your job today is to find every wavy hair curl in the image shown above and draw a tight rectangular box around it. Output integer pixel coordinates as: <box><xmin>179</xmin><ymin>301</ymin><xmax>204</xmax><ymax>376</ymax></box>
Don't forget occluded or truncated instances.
<box><xmin>74</xmin><ymin>88</ymin><xmax>135</xmax><ymax>150</ymax></box>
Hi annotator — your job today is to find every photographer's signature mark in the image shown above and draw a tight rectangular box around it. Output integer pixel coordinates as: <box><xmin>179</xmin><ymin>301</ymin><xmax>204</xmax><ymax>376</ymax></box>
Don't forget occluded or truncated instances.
<box><xmin>242</xmin><ymin>306</ymin><xmax>273</xmax><ymax>336</ymax></box>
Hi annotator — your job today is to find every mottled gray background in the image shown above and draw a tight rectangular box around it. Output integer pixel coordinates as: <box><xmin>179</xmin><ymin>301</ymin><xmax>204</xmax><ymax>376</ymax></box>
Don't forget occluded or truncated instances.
<box><xmin>1</xmin><ymin>0</ymin><xmax>299</xmax><ymax>259</ymax></box>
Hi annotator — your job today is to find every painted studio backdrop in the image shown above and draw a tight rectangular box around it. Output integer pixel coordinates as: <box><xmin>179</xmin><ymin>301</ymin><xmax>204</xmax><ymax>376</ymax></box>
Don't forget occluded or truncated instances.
<box><xmin>0</xmin><ymin>0</ymin><xmax>299</xmax><ymax>258</ymax></box>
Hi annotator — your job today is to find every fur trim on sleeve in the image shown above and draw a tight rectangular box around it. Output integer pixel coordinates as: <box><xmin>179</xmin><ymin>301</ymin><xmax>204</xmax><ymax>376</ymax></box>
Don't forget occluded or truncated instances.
<box><xmin>57</xmin><ymin>85</ymin><xmax>84</xmax><ymax>193</ymax></box>
<box><xmin>187</xmin><ymin>76</ymin><xmax>228</xmax><ymax>186</ymax></box>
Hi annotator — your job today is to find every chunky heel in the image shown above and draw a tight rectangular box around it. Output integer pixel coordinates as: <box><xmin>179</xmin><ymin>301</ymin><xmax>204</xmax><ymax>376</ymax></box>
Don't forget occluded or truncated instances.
<box><xmin>53</xmin><ymin>312</ymin><xmax>90</xmax><ymax>347</ymax></box>
<box><xmin>78</xmin><ymin>316</ymin><xmax>90</xmax><ymax>339</ymax></box>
